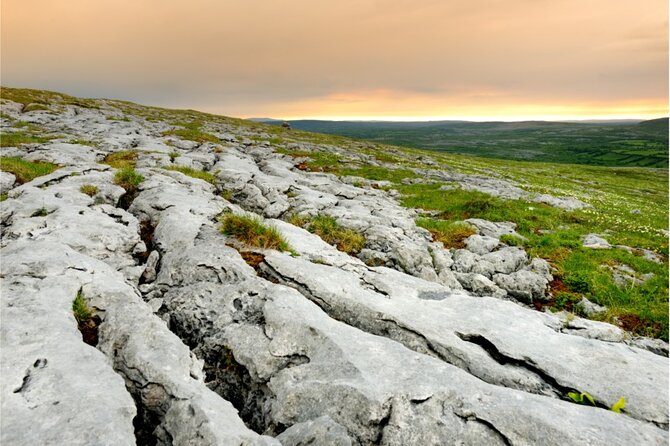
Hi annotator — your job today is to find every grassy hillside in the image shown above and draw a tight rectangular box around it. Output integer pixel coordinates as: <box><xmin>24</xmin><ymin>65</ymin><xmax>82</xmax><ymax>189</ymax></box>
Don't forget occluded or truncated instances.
<box><xmin>1</xmin><ymin>86</ymin><xmax>668</xmax><ymax>339</ymax></box>
<box><xmin>271</xmin><ymin>119</ymin><xmax>669</xmax><ymax>167</ymax></box>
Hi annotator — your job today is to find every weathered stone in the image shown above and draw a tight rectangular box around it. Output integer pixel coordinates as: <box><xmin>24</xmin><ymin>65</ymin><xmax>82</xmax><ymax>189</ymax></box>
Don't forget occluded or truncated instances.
<box><xmin>583</xmin><ymin>233</ymin><xmax>612</xmax><ymax>249</ymax></box>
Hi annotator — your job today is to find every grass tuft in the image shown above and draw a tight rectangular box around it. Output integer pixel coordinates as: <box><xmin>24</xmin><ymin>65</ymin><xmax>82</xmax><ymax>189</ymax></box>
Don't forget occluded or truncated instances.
<box><xmin>72</xmin><ymin>290</ymin><xmax>93</xmax><ymax>323</ymax></box>
<box><xmin>102</xmin><ymin>150</ymin><xmax>138</xmax><ymax>169</ymax></box>
<box><xmin>165</xmin><ymin>165</ymin><xmax>217</xmax><ymax>184</ymax></box>
<box><xmin>163</xmin><ymin>121</ymin><xmax>219</xmax><ymax>143</ymax></box>
<box><xmin>220</xmin><ymin>214</ymin><xmax>291</xmax><ymax>251</ymax></box>
<box><xmin>79</xmin><ymin>184</ymin><xmax>99</xmax><ymax>197</ymax></box>
<box><xmin>290</xmin><ymin>214</ymin><xmax>366</xmax><ymax>254</ymax></box>
<box><xmin>114</xmin><ymin>167</ymin><xmax>144</xmax><ymax>192</ymax></box>
<box><xmin>416</xmin><ymin>218</ymin><xmax>477</xmax><ymax>249</ymax></box>
<box><xmin>0</xmin><ymin>156</ymin><xmax>59</xmax><ymax>183</ymax></box>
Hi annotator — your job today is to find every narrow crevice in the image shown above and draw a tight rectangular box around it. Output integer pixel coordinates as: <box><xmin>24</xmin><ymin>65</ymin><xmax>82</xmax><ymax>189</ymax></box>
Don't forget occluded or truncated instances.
<box><xmin>454</xmin><ymin>332</ymin><xmax>591</xmax><ymax>405</ymax></box>
<box><xmin>136</xmin><ymin>219</ymin><xmax>156</xmax><ymax>264</ymax></box>
<box><xmin>198</xmin><ymin>344</ymin><xmax>276</xmax><ymax>435</ymax></box>
<box><xmin>454</xmin><ymin>412</ymin><xmax>513</xmax><ymax>446</ymax></box>
<box><xmin>117</xmin><ymin>190</ymin><xmax>138</xmax><ymax>210</ymax></box>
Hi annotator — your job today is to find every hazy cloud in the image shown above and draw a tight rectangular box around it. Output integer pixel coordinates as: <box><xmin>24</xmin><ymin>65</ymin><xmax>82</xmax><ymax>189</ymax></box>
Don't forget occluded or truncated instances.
<box><xmin>2</xmin><ymin>0</ymin><xmax>667</xmax><ymax>119</ymax></box>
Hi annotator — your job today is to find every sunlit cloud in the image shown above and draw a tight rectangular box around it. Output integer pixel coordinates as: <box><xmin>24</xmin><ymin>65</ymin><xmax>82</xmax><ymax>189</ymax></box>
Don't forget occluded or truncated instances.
<box><xmin>2</xmin><ymin>0</ymin><xmax>667</xmax><ymax>120</ymax></box>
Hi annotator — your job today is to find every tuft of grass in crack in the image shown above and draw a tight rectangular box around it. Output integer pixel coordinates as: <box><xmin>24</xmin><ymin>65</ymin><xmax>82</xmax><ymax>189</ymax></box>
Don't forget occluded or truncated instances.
<box><xmin>79</xmin><ymin>184</ymin><xmax>98</xmax><ymax>197</ymax></box>
<box><xmin>72</xmin><ymin>290</ymin><xmax>100</xmax><ymax>346</ymax></box>
<box><xmin>165</xmin><ymin>165</ymin><xmax>216</xmax><ymax>184</ymax></box>
<box><xmin>73</xmin><ymin>290</ymin><xmax>93</xmax><ymax>323</ymax></box>
<box><xmin>289</xmin><ymin>214</ymin><xmax>366</xmax><ymax>254</ymax></box>
<box><xmin>416</xmin><ymin>218</ymin><xmax>476</xmax><ymax>249</ymax></box>
<box><xmin>0</xmin><ymin>156</ymin><xmax>59</xmax><ymax>183</ymax></box>
<box><xmin>168</xmin><ymin>151</ymin><xmax>180</xmax><ymax>161</ymax></box>
<box><xmin>114</xmin><ymin>167</ymin><xmax>144</xmax><ymax>192</ymax></box>
<box><xmin>163</xmin><ymin>120</ymin><xmax>219</xmax><ymax>144</ymax></box>
<box><xmin>101</xmin><ymin>150</ymin><xmax>138</xmax><ymax>169</ymax></box>
<box><xmin>220</xmin><ymin>214</ymin><xmax>291</xmax><ymax>251</ymax></box>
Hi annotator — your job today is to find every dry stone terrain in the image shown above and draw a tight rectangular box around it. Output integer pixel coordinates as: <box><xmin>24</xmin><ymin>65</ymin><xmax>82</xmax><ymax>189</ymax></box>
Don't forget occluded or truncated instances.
<box><xmin>1</xmin><ymin>96</ymin><xmax>668</xmax><ymax>445</ymax></box>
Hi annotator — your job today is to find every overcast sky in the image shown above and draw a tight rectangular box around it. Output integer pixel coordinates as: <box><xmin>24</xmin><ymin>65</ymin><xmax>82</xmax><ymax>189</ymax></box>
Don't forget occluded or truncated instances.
<box><xmin>2</xmin><ymin>0</ymin><xmax>668</xmax><ymax>120</ymax></box>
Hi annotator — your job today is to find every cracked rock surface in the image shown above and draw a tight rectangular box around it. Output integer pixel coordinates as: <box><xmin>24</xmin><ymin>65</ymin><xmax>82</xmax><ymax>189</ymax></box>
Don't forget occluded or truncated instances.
<box><xmin>1</xmin><ymin>97</ymin><xmax>668</xmax><ymax>445</ymax></box>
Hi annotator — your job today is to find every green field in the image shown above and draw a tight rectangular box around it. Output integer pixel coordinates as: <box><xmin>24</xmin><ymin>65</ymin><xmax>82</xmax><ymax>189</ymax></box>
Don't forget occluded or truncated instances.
<box><xmin>267</xmin><ymin>118</ymin><xmax>669</xmax><ymax>167</ymax></box>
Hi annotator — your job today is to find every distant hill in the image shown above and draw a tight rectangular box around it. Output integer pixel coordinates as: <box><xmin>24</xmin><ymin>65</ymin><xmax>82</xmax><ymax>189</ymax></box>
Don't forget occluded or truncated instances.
<box><xmin>262</xmin><ymin>118</ymin><xmax>669</xmax><ymax>167</ymax></box>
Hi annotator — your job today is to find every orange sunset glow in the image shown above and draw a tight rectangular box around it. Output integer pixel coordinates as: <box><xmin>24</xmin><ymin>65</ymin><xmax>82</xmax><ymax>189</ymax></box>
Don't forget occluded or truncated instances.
<box><xmin>2</xmin><ymin>0</ymin><xmax>668</xmax><ymax>120</ymax></box>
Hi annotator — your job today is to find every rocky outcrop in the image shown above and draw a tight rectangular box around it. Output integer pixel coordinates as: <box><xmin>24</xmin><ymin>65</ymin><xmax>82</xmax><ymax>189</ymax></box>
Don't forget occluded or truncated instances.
<box><xmin>1</xmin><ymin>96</ymin><xmax>668</xmax><ymax>445</ymax></box>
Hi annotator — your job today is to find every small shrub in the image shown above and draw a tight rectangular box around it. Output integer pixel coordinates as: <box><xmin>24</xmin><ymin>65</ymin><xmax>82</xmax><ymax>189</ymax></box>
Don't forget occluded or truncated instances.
<box><xmin>0</xmin><ymin>156</ymin><xmax>58</xmax><ymax>183</ymax></box>
<box><xmin>165</xmin><ymin>165</ymin><xmax>216</xmax><ymax>184</ymax></box>
<box><xmin>220</xmin><ymin>214</ymin><xmax>291</xmax><ymax>251</ymax></box>
<box><xmin>102</xmin><ymin>150</ymin><xmax>138</xmax><ymax>169</ymax></box>
<box><xmin>114</xmin><ymin>167</ymin><xmax>144</xmax><ymax>192</ymax></box>
<box><xmin>79</xmin><ymin>184</ymin><xmax>98</xmax><ymax>197</ymax></box>
<box><xmin>221</xmin><ymin>189</ymin><xmax>233</xmax><ymax>201</ymax></box>
<box><xmin>168</xmin><ymin>151</ymin><xmax>180</xmax><ymax>161</ymax></box>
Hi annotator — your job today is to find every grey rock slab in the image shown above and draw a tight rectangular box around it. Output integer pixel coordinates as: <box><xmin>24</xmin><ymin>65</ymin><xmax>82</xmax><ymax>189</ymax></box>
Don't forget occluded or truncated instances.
<box><xmin>481</xmin><ymin>246</ymin><xmax>528</xmax><ymax>274</ymax></box>
<box><xmin>464</xmin><ymin>234</ymin><xmax>499</xmax><ymax>255</ymax></box>
<box><xmin>263</xmin><ymin>286</ymin><xmax>667</xmax><ymax>445</ymax></box>
<box><xmin>493</xmin><ymin>270</ymin><xmax>550</xmax><ymax>303</ymax></box>
<box><xmin>276</xmin><ymin>416</ymin><xmax>353</xmax><ymax>446</ymax></box>
<box><xmin>1</xmin><ymin>242</ymin><xmax>136</xmax><ymax>446</ymax></box>
<box><xmin>465</xmin><ymin>218</ymin><xmax>525</xmax><ymax>239</ymax></box>
<box><xmin>455</xmin><ymin>272</ymin><xmax>507</xmax><ymax>298</ymax></box>
<box><xmin>575</xmin><ymin>297</ymin><xmax>607</xmax><ymax>316</ymax></box>
<box><xmin>0</xmin><ymin>171</ymin><xmax>16</xmax><ymax>192</ymax></box>
<box><xmin>262</xmin><ymin>251</ymin><xmax>668</xmax><ymax>426</ymax></box>
<box><xmin>2</xmin><ymin>240</ymin><xmax>278</xmax><ymax>446</ymax></box>
<box><xmin>583</xmin><ymin>233</ymin><xmax>612</xmax><ymax>249</ymax></box>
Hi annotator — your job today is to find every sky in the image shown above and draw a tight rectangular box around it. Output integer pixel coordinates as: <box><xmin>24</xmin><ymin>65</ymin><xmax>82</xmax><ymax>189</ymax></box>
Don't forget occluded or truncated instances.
<box><xmin>2</xmin><ymin>0</ymin><xmax>668</xmax><ymax>121</ymax></box>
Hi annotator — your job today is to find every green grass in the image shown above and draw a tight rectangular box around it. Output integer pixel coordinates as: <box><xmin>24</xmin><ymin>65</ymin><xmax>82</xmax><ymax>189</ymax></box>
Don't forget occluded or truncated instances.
<box><xmin>416</xmin><ymin>218</ymin><xmax>477</xmax><ymax>249</ymax></box>
<box><xmin>114</xmin><ymin>167</ymin><xmax>144</xmax><ymax>192</ymax></box>
<box><xmin>0</xmin><ymin>193</ymin><xmax>7</xmax><ymax>202</ymax></box>
<box><xmin>403</xmin><ymin>184</ymin><xmax>668</xmax><ymax>339</ymax></box>
<box><xmin>289</xmin><ymin>214</ymin><xmax>366</xmax><ymax>254</ymax></box>
<box><xmin>1</xmin><ymin>131</ymin><xmax>54</xmax><ymax>147</ymax></box>
<box><xmin>79</xmin><ymin>184</ymin><xmax>98</xmax><ymax>197</ymax></box>
<box><xmin>165</xmin><ymin>165</ymin><xmax>217</xmax><ymax>184</ymax></box>
<box><xmin>72</xmin><ymin>290</ymin><xmax>93</xmax><ymax>323</ymax></box>
<box><xmin>220</xmin><ymin>214</ymin><xmax>291</xmax><ymax>251</ymax></box>
<box><xmin>102</xmin><ymin>150</ymin><xmax>138</xmax><ymax>169</ymax></box>
<box><xmin>0</xmin><ymin>156</ymin><xmax>59</xmax><ymax>183</ymax></box>
<box><xmin>163</xmin><ymin>120</ymin><xmax>219</xmax><ymax>144</ymax></box>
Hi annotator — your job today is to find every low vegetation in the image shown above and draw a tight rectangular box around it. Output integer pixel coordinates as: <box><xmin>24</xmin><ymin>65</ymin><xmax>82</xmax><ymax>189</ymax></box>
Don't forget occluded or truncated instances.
<box><xmin>289</xmin><ymin>214</ymin><xmax>366</xmax><ymax>254</ymax></box>
<box><xmin>220</xmin><ymin>214</ymin><xmax>291</xmax><ymax>251</ymax></box>
<box><xmin>101</xmin><ymin>150</ymin><xmax>138</xmax><ymax>169</ymax></box>
<box><xmin>72</xmin><ymin>290</ymin><xmax>100</xmax><ymax>346</ymax></box>
<box><xmin>416</xmin><ymin>218</ymin><xmax>477</xmax><ymax>249</ymax></box>
<box><xmin>163</xmin><ymin>120</ymin><xmax>219</xmax><ymax>144</ymax></box>
<box><xmin>165</xmin><ymin>165</ymin><xmax>217</xmax><ymax>184</ymax></box>
<box><xmin>1</xmin><ymin>131</ymin><xmax>54</xmax><ymax>147</ymax></box>
<box><xmin>114</xmin><ymin>167</ymin><xmax>144</xmax><ymax>192</ymax></box>
<box><xmin>274</xmin><ymin>139</ymin><xmax>668</xmax><ymax>339</ymax></box>
<box><xmin>0</xmin><ymin>156</ymin><xmax>59</xmax><ymax>183</ymax></box>
<box><xmin>79</xmin><ymin>184</ymin><xmax>98</xmax><ymax>197</ymax></box>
